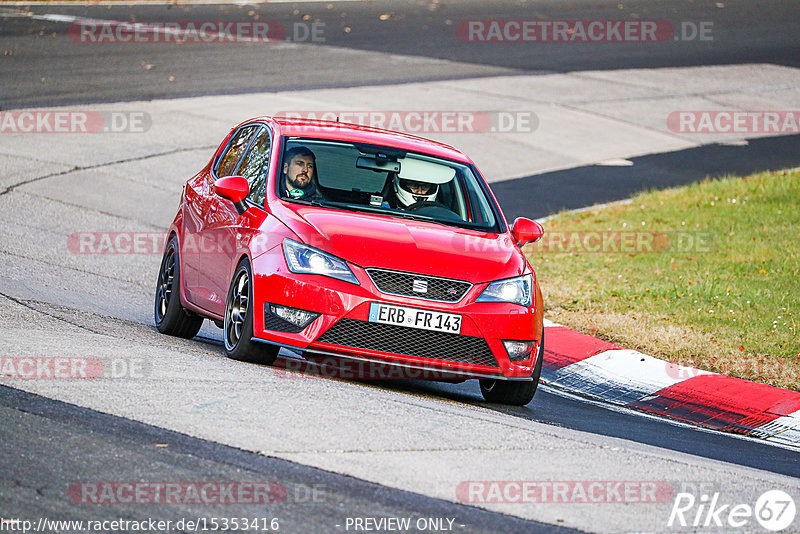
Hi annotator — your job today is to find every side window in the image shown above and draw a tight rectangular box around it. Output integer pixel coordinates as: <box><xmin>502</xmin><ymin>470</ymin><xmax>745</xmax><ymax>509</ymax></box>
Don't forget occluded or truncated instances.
<box><xmin>237</xmin><ymin>127</ymin><xmax>272</xmax><ymax>205</ymax></box>
<box><xmin>216</xmin><ymin>126</ymin><xmax>258</xmax><ymax>178</ymax></box>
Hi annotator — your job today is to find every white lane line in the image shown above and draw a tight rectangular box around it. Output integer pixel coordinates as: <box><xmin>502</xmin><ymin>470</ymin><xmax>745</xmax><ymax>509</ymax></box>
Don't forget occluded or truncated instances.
<box><xmin>32</xmin><ymin>13</ymin><xmax>79</xmax><ymax>23</ymax></box>
<box><xmin>596</xmin><ymin>158</ymin><xmax>634</xmax><ymax>166</ymax></box>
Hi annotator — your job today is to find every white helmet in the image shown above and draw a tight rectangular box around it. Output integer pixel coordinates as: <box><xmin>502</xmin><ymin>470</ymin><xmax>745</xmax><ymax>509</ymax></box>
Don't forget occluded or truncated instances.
<box><xmin>394</xmin><ymin>177</ymin><xmax>438</xmax><ymax>207</ymax></box>
<box><xmin>393</xmin><ymin>157</ymin><xmax>456</xmax><ymax>208</ymax></box>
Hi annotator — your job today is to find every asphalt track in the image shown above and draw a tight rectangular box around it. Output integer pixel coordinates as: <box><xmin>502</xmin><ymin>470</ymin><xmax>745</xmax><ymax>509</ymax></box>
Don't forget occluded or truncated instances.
<box><xmin>2</xmin><ymin>0</ymin><xmax>800</xmax><ymax>108</ymax></box>
<box><xmin>494</xmin><ymin>133</ymin><xmax>800</xmax><ymax>221</ymax></box>
<box><xmin>1</xmin><ymin>1</ymin><xmax>800</xmax><ymax>533</ymax></box>
<box><xmin>0</xmin><ymin>384</ymin><xmax>576</xmax><ymax>533</ymax></box>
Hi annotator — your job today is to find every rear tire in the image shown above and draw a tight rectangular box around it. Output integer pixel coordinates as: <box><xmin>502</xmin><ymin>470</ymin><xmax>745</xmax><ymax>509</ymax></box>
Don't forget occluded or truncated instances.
<box><xmin>480</xmin><ymin>331</ymin><xmax>544</xmax><ymax>406</ymax></box>
<box><xmin>154</xmin><ymin>235</ymin><xmax>203</xmax><ymax>338</ymax></box>
<box><xmin>223</xmin><ymin>260</ymin><xmax>279</xmax><ymax>365</ymax></box>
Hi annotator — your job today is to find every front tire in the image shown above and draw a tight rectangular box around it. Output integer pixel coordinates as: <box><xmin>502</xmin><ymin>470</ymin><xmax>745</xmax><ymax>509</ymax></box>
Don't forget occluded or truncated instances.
<box><xmin>223</xmin><ymin>260</ymin><xmax>279</xmax><ymax>364</ymax></box>
<box><xmin>154</xmin><ymin>235</ymin><xmax>203</xmax><ymax>338</ymax></box>
<box><xmin>479</xmin><ymin>332</ymin><xmax>544</xmax><ymax>406</ymax></box>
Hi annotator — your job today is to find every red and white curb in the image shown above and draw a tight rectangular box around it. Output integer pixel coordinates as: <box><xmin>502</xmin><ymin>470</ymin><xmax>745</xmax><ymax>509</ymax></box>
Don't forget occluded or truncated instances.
<box><xmin>541</xmin><ymin>319</ymin><xmax>800</xmax><ymax>448</ymax></box>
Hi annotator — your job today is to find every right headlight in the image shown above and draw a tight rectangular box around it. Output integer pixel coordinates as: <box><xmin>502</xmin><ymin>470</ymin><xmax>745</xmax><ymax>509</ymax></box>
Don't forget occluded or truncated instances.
<box><xmin>282</xmin><ymin>239</ymin><xmax>359</xmax><ymax>285</ymax></box>
<box><xmin>476</xmin><ymin>274</ymin><xmax>532</xmax><ymax>307</ymax></box>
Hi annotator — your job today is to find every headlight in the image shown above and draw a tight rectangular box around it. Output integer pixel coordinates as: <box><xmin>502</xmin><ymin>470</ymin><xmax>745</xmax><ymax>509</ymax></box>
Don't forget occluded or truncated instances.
<box><xmin>476</xmin><ymin>274</ymin><xmax>532</xmax><ymax>307</ymax></box>
<box><xmin>283</xmin><ymin>239</ymin><xmax>359</xmax><ymax>285</ymax></box>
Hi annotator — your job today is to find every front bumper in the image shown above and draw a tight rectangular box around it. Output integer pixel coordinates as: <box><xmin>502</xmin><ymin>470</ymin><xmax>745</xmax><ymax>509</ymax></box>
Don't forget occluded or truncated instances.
<box><xmin>251</xmin><ymin>250</ymin><xmax>543</xmax><ymax>380</ymax></box>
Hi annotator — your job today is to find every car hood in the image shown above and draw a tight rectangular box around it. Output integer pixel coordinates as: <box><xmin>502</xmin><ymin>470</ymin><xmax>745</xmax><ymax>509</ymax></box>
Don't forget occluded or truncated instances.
<box><xmin>275</xmin><ymin>204</ymin><xmax>525</xmax><ymax>283</ymax></box>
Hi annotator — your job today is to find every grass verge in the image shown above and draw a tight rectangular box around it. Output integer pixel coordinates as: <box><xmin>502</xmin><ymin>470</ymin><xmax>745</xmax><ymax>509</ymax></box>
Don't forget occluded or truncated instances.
<box><xmin>527</xmin><ymin>168</ymin><xmax>799</xmax><ymax>391</ymax></box>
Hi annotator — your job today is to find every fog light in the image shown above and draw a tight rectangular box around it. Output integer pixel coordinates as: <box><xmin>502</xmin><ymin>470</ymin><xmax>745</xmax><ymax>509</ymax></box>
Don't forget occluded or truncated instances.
<box><xmin>268</xmin><ymin>304</ymin><xmax>319</xmax><ymax>329</ymax></box>
<box><xmin>503</xmin><ymin>340</ymin><xmax>535</xmax><ymax>362</ymax></box>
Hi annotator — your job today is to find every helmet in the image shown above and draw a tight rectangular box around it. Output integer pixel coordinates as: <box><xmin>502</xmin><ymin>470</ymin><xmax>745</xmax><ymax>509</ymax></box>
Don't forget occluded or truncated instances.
<box><xmin>394</xmin><ymin>177</ymin><xmax>438</xmax><ymax>207</ymax></box>
<box><xmin>393</xmin><ymin>157</ymin><xmax>456</xmax><ymax>208</ymax></box>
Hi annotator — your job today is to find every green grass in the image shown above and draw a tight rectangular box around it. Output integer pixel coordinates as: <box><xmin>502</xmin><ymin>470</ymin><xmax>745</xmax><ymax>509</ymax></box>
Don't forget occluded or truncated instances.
<box><xmin>528</xmin><ymin>168</ymin><xmax>800</xmax><ymax>391</ymax></box>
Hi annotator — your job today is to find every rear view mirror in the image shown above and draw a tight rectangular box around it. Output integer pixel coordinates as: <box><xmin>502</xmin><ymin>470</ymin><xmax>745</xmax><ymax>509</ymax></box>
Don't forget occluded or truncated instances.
<box><xmin>512</xmin><ymin>217</ymin><xmax>544</xmax><ymax>246</ymax></box>
<box><xmin>215</xmin><ymin>175</ymin><xmax>249</xmax><ymax>215</ymax></box>
<box><xmin>356</xmin><ymin>155</ymin><xmax>400</xmax><ymax>173</ymax></box>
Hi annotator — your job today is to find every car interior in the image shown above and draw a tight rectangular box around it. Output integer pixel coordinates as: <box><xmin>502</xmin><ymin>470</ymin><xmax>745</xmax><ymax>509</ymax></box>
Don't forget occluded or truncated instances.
<box><xmin>280</xmin><ymin>138</ymin><xmax>497</xmax><ymax>228</ymax></box>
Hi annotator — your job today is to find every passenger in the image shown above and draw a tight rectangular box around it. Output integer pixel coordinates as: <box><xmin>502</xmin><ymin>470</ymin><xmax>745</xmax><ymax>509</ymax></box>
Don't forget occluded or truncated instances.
<box><xmin>281</xmin><ymin>146</ymin><xmax>320</xmax><ymax>200</ymax></box>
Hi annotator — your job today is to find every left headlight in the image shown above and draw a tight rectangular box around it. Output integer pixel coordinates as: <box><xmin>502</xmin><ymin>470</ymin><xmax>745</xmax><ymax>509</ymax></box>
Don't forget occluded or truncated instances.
<box><xmin>476</xmin><ymin>273</ymin><xmax>532</xmax><ymax>307</ymax></box>
<box><xmin>283</xmin><ymin>239</ymin><xmax>359</xmax><ymax>285</ymax></box>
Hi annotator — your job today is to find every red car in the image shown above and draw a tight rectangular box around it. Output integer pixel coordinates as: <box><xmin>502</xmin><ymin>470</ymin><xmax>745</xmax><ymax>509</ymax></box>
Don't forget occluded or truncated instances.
<box><xmin>154</xmin><ymin>117</ymin><xmax>545</xmax><ymax>405</ymax></box>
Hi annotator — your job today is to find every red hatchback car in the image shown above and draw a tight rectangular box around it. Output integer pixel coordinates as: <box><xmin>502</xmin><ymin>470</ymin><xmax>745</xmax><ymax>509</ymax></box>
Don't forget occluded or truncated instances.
<box><xmin>155</xmin><ymin>117</ymin><xmax>545</xmax><ymax>405</ymax></box>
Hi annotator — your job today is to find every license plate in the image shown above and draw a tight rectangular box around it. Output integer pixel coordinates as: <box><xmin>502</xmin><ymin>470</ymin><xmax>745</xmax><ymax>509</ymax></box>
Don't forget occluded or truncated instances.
<box><xmin>368</xmin><ymin>303</ymin><xmax>462</xmax><ymax>334</ymax></box>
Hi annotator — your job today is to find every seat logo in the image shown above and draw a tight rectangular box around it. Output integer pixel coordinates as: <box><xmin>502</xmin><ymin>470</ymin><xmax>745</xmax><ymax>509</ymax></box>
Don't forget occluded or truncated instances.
<box><xmin>412</xmin><ymin>280</ymin><xmax>428</xmax><ymax>294</ymax></box>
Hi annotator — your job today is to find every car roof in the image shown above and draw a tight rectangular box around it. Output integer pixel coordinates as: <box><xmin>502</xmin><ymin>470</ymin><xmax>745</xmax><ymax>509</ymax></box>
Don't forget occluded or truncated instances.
<box><xmin>242</xmin><ymin>116</ymin><xmax>473</xmax><ymax>164</ymax></box>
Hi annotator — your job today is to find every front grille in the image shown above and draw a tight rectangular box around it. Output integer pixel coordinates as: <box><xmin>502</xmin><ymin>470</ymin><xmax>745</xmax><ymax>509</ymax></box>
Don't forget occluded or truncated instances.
<box><xmin>316</xmin><ymin>318</ymin><xmax>497</xmax><ymax>367</ymax></box>
<box><xmin>366</xmin><ymin>269</ymin><xmax>472</xmax><ymax>302</ymax></box>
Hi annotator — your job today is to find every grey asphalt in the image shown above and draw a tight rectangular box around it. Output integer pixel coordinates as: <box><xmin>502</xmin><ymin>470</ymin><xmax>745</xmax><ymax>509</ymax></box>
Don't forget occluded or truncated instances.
<box><xmin>0</xmin><ymin>383</ymin><xmax>578</xmax><ymax>534</ymax></box>
<box><xmin>493</xmin><ymin>133</ymin><xmax>800</xmax><ymax>221</ymax></box>
<box><xmin>2</xmin><ymin>0</ymin><xmax>800</xmax><ymax>108</ymax></box>
<box><xmin>1</xmin><ymin>295</ymin><xmax>797</xmax><ymax>533</ymax></box>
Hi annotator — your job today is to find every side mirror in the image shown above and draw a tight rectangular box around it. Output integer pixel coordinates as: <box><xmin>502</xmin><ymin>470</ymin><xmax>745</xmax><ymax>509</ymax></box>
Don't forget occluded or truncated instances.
<box><xmin>215</xmin><ymin>176</ymin><xmax>249</xmax><ymax>215</ymax></box>
<box><xmin>511</xmin><ymin>217</ymin><xmax>544</xmax><ymax>246</ymax></box>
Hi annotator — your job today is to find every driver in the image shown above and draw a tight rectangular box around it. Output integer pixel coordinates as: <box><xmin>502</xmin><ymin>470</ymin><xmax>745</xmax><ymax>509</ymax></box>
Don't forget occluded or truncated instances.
<box><xmin>388</xmin><ymin>158</ymin><xmax>455</xmax><ymax>209</ymax></box>
<box><xmin>392</xmin><ymin>176</ymin><xmax>440</xmax><ymax>208</ymax></box>
<box><xmin>282</xmin><ymin>146</ymin><xmax>320</xmax><ymax>200</ymax></box>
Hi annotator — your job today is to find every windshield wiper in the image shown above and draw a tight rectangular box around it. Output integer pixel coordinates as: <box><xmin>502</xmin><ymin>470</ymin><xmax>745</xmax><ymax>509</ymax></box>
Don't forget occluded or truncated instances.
<box><xmin>331</xmin><ymin>203</ymin><xmax>475</xmax><ymax>228</ymax></box>
<box><xmin>287</xmin><ymin>198</ymin><xmax>482</xmax><ymax>230</ymax></box>
<box><xmin>336</xmin><ymin>204</ymin><xmax>439</xmax><ymax>223</ymax></box>
<box><xmin>284</xmin><ymin>197</ymin><xmax>330</xmax><ymax>208</ymax></box>
<box><xmin>395</xmin><ymin>212</ymin><xmax>436</xmax><ymax>223</ymax></box>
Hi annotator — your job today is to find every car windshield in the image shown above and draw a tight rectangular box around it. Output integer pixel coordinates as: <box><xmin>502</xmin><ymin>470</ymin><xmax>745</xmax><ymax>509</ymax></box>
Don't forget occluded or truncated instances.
<box><xmin>277</xmin><ymin>137</ymin><xmax>500</xmax><ymax>231</ymax></box>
